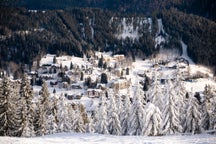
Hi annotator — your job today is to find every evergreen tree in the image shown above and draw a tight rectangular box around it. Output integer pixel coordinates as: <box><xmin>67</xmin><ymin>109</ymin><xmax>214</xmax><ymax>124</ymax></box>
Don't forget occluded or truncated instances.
<box><xmin>80</xmin><ymin>72</ymin><xmax>84</xmax><ymax>81</ymax></box>
<box><xmin>143</xmin><ymin>75</ymin><xmax>150</xmax><ymax>92</ymax></box>
<box><xmin>103</xmin><ymin>62</ymin><xmax>107</xmax><ymax>70</ymax></box>
<box><xmin>47</xmin><ymin>99</ymin><xmax>58</xmax><ymax>134</ymax></box>
<box><xmin>210</xmin><ymin>96</ymin><xmax>216</xmax><ymax>132</ymax></box>
<box><xmin>126</xmin><ymin>68</ymin><xmax>130</xmax><ymax>75</ymax></box>
<box><xmin>162</xmin><ymin>80</ymin><xmax>182</xmax><ymax>135</ymax></box>
<box><xmin>70</xmin><ymin>62</ymin><xmax>73</xmax><ymax>70</ymax></box>
<box><xmin>121</xmin><ymin>87</ymin><xmax>131</xmax><ymax>135</ymax></box>
<box><xmin>201</xmin><ymin>97</ymin><xmax>210</xmax><ymax>131</ymax></box>
<box><xmin>142</xmin><ymin>102</ymin><xmax>162</xmax><ymax>136</ymax></box>
<box><xmin>174</xmin><ymin>64</ymin><xmax>187</xmax><ymax>124</ymax></box>
<box><xmin>107</xmin><ymin>91</ymin><xmax>122</xmax><ymax>135</ymax></box>
<box><xmin>40</xmin><ymin>80</ymin><xmax>57</xmax><ymax>135</ymax></box>
<box><xmin>128</xmin><ymin>83</ymin><xmax>146</xmax><ymax>135</ymax></box>
<box><xmin>0</xmin><ymin>76</ymin><xmax>10</xmax><ymax>136</ymax></box>
<box><xmin>37</xmin><ymin>100</ymin><xmax>47</xmax><ymax>136</ymax></box>
<box><xmin>96</xmin><ymin>94</ymin><xmax>109</xmax><ymax>134</ymax></box>
<box><xmin>143</xmin><ymin>82</ymin><xmax>148</xmax><ymax>92</ymax></box>
<box><xmin>98</xmin><ymin>56</ymin><xmax>103</xmax><ymax>68</ymax></box>
<box><xmin>57</xmin><ymin>96</ymin><xmax>71</xmax><ymax>132</ymax></box>
<box><xmin>86</xmin><ymin>116</ymin><xmax>95</xmax><ymax>133</ymax></box>
<box><xmin>184</xmin><ymin>94</ymin><xmax>202</xmax><ymax>134</ymax></box>
<box><xmin>72</xmin><ymin>105</ymin><xmax>86</xmax><ymax>133</ymax></box>
<box><xmin>67</xmin><ymin>104</ymin><xmax>75</xmax><ymax>131</ymax></box>
<box><xmin>20</xmin><ymin>74</ymin><xmax>35</xmax><ymax>137</ymax></box>
<box><xmin>33</xmin><ymin>101</ymin><xmax>42</xmax><ymax>136</ymax></box>
<box><xmin>53</xmin><ymin>56</ymin><xmax>57</xmax><ymax>64</ymax></box>
<box><xmin>7</xmin><ymin>83</ymin><xmax>23</xmax><ymax>136</ymax></box>
<box><xmin>101</xmin><ymin>73</ymin><xmax>108</xmax><ymax>84</ymax></box>
<box><xmin>116</xmin><ymin>90</ymin><xmax>123</xmax><ymax>118</ymax></box>
<box><xmin>149</xmin><ymin>69</ymin><xmax>163</xmax><ymax>110</ymax></box>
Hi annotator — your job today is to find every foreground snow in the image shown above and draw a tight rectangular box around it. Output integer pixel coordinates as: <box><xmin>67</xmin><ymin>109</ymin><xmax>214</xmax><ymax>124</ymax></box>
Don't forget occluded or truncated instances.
<box><xmin>1</xmin><ymin>133</ymin><xmax>216</xmax><ymax>144</ymax></box>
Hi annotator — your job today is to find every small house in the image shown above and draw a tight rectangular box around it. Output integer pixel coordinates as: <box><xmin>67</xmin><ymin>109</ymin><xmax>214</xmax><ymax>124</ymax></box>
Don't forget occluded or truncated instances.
<box><xmin>110</xmin><ymin>79</ymin><xmax>130</xmax><ymax>90</ymax></box>
<box><xmin>86</xmin><ymin>89</ymin><xmax>103</xmax><ymax>98</ymax></box>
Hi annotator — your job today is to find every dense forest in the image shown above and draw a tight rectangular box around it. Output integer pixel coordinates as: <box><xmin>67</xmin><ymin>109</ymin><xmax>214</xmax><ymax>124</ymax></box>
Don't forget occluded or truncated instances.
<box><xmin>12</xmin><ymin>0</ymin><xmax>216</xmax><ymax>21</ymax></box>
<box><xmin>0</xmin><ymin>7</ymin><xmax>157</xmax><ymax>74</ymax></box>
<box><xmin>160</xmin><ymin>8</ymin><xmax>216</xmax><ymax>67</ymax></box>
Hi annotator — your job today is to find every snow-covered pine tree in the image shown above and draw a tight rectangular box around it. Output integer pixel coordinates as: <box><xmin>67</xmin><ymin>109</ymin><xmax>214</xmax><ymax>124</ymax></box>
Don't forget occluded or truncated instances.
<box><xmin>96</xmin><ymin>94</ymin><xmax>109</xmax><ymax>134</ymax></box>
<box><xmin>47</xmin><ymin>98</ymin><xmax>58</xmax><ymax>134</ymax></box>
<box><xmin>40</xmin><ymin>80</ymin><xmax>57</xmax><ymax>135</ymax></box>
<box><xmin>0</xmin><ymin>76</ymin><xmax>11</xmax><ymax>136</ymax></box>
<box><xmin>128</xmin><ymin>82</ymin><xmax>146</xmax><ymax>135</ymax></box>
<box><xmin>121</xmin><ymin>86</ymin><xmax>132</xmax><ymax>135</ymax></box>
<box><xmin>86</xmin><ymin>115</ymin><xmax>95</xmax><ymax>133</ymax></box>
<box><xmin>142</xmin><ymin>101</ymin><xmax>162</xmax><ymax>136</ymax></box>
<box><xmin>20</xmin><ymin>74</ymin><xmax>35</xmax><ymax>137</ymax></box>
<box><xmin>33</xmin><ymin>101</ymin><xmax>42</xmax><ymax>136</ymax></box>
<box><xmin>184</xmin><ymin>92</ymin><xmax>202</xmax><ymax>134</ymax></box>
<box><xmin>72</xmin><ymin>104</ymin><xmax>86</xmax><ymax>133</ymax></box>
<box><xmin>57</xmin><ymin>95</ymin><xmax>72</xmax><ymax>132</ymax></box>
<box><xmin>210</xmin><ymin>95</ymin><xmax>216</xmax><ymax>132</ymax></box>
<box><xmin>181</xmin><ymin>92</ymin><xmax>190</xmax><ymax>132</ymax></box>
<box><xmin>173</xmin><ymin>63</ymin><xmax>187</xmax><ymax>124</ymax></box>
<box><xmin>201</xmin><ymin>96</ymin><xmax>210</xmax><ymax>131</ymax></box>
<box><xmin>162</xmin><ymin>79</ymin><xmax>182</xmax><ymax>135</ymax></box>
<box><xmin>149</xmin><ymin>69</ymin><xmax>164</xmax><ymax>110</ymax></box>
<box><xmin>51</xmin><ymin>97</ymin><xmax>59</xmax><ymax>133</ymax></box>
<box><xmin>7</xmin><ymin>82</ymin><xmax>23</xmax><ymax>136</ymax></box>
<box><xmin>115</xmin><ymin>89</ymin><xmax>123</xmax><ymax>120</ymax></box>
<box><xmin>107</xmin><ymin>90</ymin><xmax>122</xmax><ymax>135</ymax></box>
<box><xmin>67</xmin><ymin>103</ymin><xmax>75</xmax><ymax>131</ymax></box>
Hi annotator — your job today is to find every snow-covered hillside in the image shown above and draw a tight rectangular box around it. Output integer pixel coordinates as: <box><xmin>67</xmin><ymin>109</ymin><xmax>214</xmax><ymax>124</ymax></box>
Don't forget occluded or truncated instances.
<box><xmin>110</xmin><ymin>17</ymin><xmax>152</xmax><ymax>41</ymax></box>
<box><xmin>1</xmin><ymin>133</ymin><xmax>216</xmax><ymax>144</ymax></box>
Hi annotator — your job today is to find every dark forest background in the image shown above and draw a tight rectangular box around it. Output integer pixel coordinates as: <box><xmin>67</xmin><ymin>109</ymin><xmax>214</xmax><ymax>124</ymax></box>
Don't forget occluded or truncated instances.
<box><xmin>0</xmin><ymin>0</ymin><xmax>216</xmax><ymax>75</ymax></box>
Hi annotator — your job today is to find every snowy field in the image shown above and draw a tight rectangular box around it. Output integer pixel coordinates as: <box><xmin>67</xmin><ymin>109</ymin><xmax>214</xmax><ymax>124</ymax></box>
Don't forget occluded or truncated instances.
<box><xmin>1</xmin><ymin>133</ymin><xmax>216</xmax><ymax>144</ymax></box>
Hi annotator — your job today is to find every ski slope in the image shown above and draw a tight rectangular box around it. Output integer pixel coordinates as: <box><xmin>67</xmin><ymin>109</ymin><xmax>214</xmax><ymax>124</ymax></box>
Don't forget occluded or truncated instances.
<box><xmin>0</xmin><ymin>133</ymin><xmax>216</xmax><ymax>144</ymax></box>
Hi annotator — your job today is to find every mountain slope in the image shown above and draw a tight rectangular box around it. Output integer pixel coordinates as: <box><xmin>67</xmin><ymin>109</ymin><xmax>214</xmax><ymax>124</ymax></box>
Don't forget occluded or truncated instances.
<box><xmin>160</xmin><ymin>8</ymin><xmax>216</xmax><ymax>67</ymax></box>
<box><xmin>0</xmin><ymin>8</ymin><xmax>157</xmax><ymax>72</ymax></box>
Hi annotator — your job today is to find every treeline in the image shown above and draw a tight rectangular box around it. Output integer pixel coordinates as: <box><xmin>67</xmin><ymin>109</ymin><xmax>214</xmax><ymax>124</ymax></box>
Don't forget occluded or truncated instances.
<box><xmin>160</xmin><ymin>8</ymin><xmax>216</xmax><ymax>71</ymax></box>
<box><xmin>13</xmin><ymin>0</ymin><xmax>216</xmax><ymax>22</ymax></box>
<box><xmin>0</xmin><ymin>68</ymin><xmax>216</xmax><ymax>137</ymax></box>
<box><xmin>0</xmin><ymin>74</ymin><xmax>88</xmax><ymax>137</ymax></box>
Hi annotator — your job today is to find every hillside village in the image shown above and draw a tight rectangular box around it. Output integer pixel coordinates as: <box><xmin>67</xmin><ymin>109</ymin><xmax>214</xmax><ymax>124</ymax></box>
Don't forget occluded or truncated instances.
<box><xmin>28</xmin><ymin>49</ymin><xmax>216</xmax><ymax>114</ymax></box>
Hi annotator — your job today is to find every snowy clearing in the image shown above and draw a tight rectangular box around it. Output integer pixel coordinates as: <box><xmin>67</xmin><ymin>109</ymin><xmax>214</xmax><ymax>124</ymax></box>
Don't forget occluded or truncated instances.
<box><xmin>1</xmin><ymin>133</ymin><xmax>216</xmax><ymax>144</ymax></box>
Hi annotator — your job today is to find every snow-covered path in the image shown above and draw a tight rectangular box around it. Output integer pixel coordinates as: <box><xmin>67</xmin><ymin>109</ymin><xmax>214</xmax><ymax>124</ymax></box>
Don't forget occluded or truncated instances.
<box><xmin>181</xmin><ymin>40</ymin><xmax>194</xmax><ymax>65</ymax></box>
<box><xmin>1</xmin><ymin>133</ymin><xmax>216</xmax><ymax>144</ymax></box>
